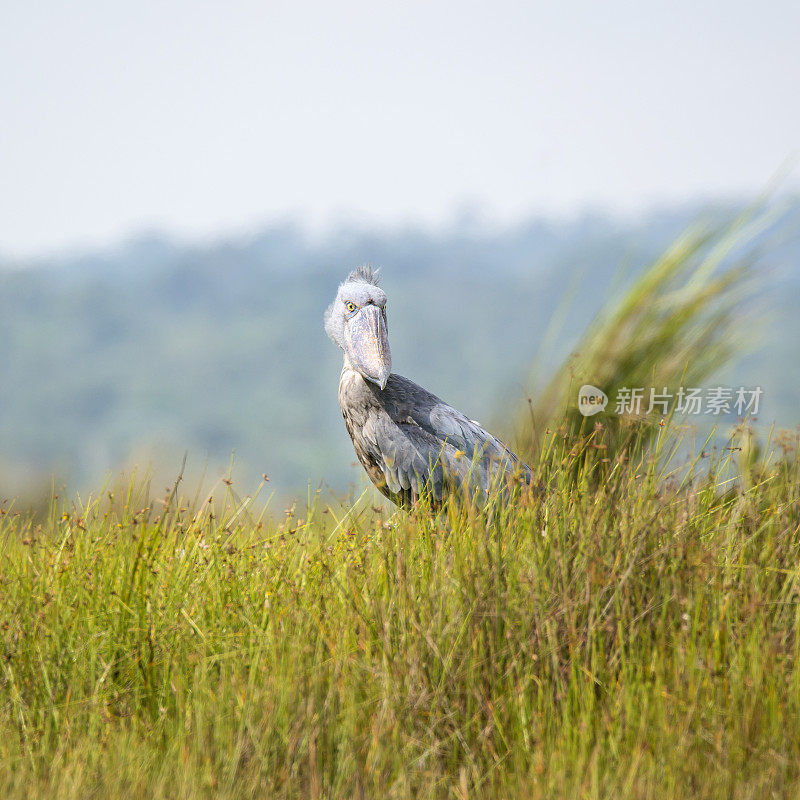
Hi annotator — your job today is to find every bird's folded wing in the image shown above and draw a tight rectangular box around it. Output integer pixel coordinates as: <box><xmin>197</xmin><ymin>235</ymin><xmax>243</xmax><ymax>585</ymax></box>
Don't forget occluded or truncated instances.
<box><xmin>362</xmin><ymin>395</ymin><xmax>529</xmax><ymax>500</ymax></box>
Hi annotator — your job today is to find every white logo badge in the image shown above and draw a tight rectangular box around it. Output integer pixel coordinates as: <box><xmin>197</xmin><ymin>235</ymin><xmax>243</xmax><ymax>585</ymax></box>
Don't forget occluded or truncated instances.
<box><xmin>578</xmin><ymin>384</ymin><xmax>608</xmax><ymax>416</ymax></box>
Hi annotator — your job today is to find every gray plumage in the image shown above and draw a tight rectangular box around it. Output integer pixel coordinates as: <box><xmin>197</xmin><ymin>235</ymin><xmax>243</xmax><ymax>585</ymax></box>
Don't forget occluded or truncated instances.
<box><xmin>326</xmin><ymin>266</ymin><xmax>532</xmax><ymax>508</ymax></box>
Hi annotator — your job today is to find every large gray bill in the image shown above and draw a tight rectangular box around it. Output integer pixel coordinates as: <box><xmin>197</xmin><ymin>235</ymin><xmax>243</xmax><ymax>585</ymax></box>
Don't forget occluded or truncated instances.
<box><xmin>345</xmin><ymin>304</ymin><xmax>392</xmax><ymax>390</ymax></box>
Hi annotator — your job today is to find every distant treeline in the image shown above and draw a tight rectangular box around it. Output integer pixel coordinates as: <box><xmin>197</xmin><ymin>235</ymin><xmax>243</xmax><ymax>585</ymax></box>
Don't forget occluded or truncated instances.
<box><xmin>0</xmin><ymin>199</ymin><xmax>797</xmax><ymax>499</ymax></box>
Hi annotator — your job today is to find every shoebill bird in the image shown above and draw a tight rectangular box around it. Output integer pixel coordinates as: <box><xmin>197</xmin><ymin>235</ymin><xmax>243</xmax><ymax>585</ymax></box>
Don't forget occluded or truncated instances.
<box><xmin>325</xmin><ymin>266</ymin><xmax>532</xmax><ymax>508</ymax></box>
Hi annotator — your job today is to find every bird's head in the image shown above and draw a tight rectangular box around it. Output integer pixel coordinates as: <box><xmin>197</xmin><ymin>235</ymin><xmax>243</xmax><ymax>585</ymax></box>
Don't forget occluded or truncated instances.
<box><xmin>325</xmin><ymin>265</ymin><xmax>391</xmax><ymax>390</ymax></box>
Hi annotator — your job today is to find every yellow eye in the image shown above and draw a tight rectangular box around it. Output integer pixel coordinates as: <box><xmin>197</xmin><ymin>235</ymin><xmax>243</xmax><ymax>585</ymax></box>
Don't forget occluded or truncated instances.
<box><xmin>345</xmin><ymin>302</ymin><xmax>357</xmax><ymax>312</ymax></box>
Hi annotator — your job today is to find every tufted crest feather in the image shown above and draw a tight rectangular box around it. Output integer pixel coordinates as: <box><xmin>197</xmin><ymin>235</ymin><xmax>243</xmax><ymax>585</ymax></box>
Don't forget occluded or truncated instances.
<box><xmin>346</xmin><ymin>265</ymin><xmax>380</xmax><ymax>286</ymax></box>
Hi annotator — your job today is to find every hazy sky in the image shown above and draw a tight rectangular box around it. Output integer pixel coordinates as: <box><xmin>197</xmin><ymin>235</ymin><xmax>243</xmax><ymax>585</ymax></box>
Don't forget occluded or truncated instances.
<box><xmin>2</xmin><ymin>0</ymin><xmax>799</xmax><ymax>256</ymax></box>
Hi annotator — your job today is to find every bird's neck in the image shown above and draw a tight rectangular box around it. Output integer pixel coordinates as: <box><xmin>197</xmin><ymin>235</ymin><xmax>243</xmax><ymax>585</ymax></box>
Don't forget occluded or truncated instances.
<box><xmin>339</xmin><ymin>354</ymin><xmax>368</xmax><ymax>392</ymax></box>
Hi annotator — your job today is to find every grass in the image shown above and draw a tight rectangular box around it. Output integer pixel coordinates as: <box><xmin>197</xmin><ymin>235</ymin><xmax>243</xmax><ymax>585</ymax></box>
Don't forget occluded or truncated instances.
<box><xmin>1</xmin><ymin>421</ymin><xmax>799</xmax><ymax>799</ymax></box>
<box><xmin>518</xmin><ymin>206</ymin><xmax>775</xmax><ymax>462</ymax></box>
<box><xmin>2</xmin><ymin>213</ymin><xmax>797</xmax><ymax>797</ymax></box>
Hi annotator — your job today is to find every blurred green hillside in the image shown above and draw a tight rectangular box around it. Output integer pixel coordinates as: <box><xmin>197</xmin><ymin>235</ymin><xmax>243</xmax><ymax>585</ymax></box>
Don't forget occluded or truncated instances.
<box><xmin>0</xmin><ymin>200</ymin><xmax>798</xmax><ymax>500</ymax></box>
